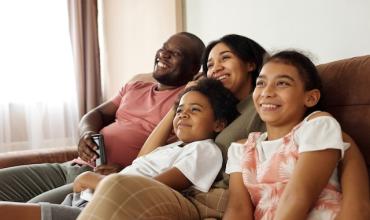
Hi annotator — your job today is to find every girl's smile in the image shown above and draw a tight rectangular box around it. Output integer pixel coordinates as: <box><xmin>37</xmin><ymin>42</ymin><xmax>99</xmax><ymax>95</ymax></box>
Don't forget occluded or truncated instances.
<box><xmin>253</xmin><ymin>62</ymin><xmax>311</xmax><ymax>138</ymax></box>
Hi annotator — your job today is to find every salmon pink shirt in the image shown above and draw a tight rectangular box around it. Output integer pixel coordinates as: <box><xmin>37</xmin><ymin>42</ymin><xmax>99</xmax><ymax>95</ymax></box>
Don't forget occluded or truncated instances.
<box><xmin>101</xmin><ymin>81</ymin><xmax>183</xmax><ymax>167</ymax></box>
<box><xmin>74</xmin><ymin>81</ymin><xmax>184</xmax><ymax>168</ymax></box>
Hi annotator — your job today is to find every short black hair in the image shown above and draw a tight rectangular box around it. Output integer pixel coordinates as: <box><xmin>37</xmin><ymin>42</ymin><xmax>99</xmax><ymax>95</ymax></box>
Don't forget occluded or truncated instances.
<box><xmin>202</xmin><ymin>34</ymin><xmax>268</xmax><ymax>87</ymax></box>
<box><xmin>178</xmin><ymin>32</ymin><xmax>205</xmax><ymax>73</ymax></box>
<box><xmin>174</xmin><ymin>78</ymin><xmax>239</xmax><ymax>126</ymax></box>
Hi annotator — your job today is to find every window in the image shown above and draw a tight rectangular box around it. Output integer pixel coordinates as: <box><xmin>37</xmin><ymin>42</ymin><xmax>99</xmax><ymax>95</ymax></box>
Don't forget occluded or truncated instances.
<box><xmin>0</xmin><ymin>1</ymin><xmax>79</xmax><ymax>152</ymax></box>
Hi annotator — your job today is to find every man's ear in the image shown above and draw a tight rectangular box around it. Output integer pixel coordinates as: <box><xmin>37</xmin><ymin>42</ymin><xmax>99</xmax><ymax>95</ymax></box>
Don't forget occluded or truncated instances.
<box><xmin>213</xmin><ymin>119</ymin><xmax>227</xmax><ymax>133</ymax></box>
<box><xmin>304</xmin><ymin>89</ymin><xmax>321</xmax><ymax>108</ymax></box>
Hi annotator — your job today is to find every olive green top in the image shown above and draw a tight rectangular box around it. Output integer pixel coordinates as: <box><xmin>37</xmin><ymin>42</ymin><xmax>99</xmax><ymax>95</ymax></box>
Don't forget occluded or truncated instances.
<box><xmin>214</xmin><ymin>94</ymin><xmax>266</xmax><ymax>188</ymax></box>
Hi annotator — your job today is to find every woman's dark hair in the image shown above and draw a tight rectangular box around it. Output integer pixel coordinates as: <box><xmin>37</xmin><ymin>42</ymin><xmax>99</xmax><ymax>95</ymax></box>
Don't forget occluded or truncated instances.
<box><xmin>202</xmin><ymin>34</ymin><xmax>268</xmax><ymax>87</ymax></box>
<box><xmin>265</xmin><ymin>50</ymin><xmax>323</xmax><ymax>113</ymax></box>
<box><xmin>174</xmin><ymin>78</ymin><xmax>239</xmax><ymax>127</ymax></box>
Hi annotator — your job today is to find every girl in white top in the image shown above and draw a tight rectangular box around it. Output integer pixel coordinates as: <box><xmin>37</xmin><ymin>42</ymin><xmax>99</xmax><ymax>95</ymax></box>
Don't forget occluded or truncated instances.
<box><xmin>224</xmin><ymin>51</ymin><xmax>349</xmax><ymax>220</ymax></box>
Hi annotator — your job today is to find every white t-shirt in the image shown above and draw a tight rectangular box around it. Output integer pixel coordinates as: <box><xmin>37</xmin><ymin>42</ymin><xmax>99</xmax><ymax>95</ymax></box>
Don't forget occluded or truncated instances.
<box><xmin>120</xmin><ymin>139</ymin><xmax>222</xmax><ymax>192</ymax></box>
<box><xmin>226</xmin><ymin>115</ymin><xmax>350</xmax><ymax>174</ymax></box>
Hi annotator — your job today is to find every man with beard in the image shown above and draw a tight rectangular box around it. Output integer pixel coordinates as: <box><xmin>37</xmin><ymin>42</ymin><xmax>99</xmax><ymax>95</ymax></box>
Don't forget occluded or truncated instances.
<box><xmin>0</xmin><ymin>32</ymin><xmax>205</xmax><ymax>203</ymax></box>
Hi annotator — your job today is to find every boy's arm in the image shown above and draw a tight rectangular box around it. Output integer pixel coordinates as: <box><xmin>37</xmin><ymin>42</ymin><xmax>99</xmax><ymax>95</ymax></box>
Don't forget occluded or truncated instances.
<box><xmin>153</xmin><ymin>167</ymin><xmax>192</xmax><ymax>191</ymax></box>
<box><xmin>223</xmin><ymin>172</ymin><xmax>254</xmax><ymax>220</ymax></box>
<box><xmin>275</xmin><ymin>149</ymin><xmax>341</xmax><ymax>220</ymax></box>
<box><xmin>336</xmin><ymin>132</ymin><xmax>370</xmax><ymax>220</ymax></box>
<box><xmin>73</xmin><ymin>171</ymin><xmax>105</xmax><ymax>192</ymax></box>
<box><xmin>138</xmin><ymin>109</ymin><xmax>176</xmax><ymax>157</ymax></box>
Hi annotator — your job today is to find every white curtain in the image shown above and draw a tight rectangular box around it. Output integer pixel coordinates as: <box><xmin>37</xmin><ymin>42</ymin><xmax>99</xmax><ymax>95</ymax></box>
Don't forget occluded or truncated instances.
<box><xmin>0</xmin><ymin>1</ymin><xmax>79</xmax><ymax>152</ymax></box>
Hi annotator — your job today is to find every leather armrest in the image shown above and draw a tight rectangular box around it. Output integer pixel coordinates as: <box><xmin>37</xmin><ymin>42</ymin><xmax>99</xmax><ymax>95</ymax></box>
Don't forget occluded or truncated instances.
<box><xmin>0</xmin><ymin>146</ymin><xmax>78</xmax><ymax>169</ymax></box>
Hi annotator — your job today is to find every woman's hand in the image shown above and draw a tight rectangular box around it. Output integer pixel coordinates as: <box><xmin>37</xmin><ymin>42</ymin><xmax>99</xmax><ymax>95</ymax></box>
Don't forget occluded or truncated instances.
<box><xmin>335</xmin><ymin>132</ymin><xmax>370</xmax><ymax>220</ymax></box>
<box><xmin>184</xmin><ymin>80</ymin><xmax>198</xmax><ymax>89</ymax></box>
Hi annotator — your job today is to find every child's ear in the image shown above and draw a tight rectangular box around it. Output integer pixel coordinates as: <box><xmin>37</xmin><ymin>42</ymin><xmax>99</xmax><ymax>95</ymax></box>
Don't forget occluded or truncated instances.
<box><xmin>246</xmin><ymin>62</ymin><xmax>256</xmax><ymax>73</ymax></box>
<box><xmin>213</xmin><ymin>119</ymin><xmax>227</xmax><ymax>133</ymax></box>
<box><xmin>304</xmin><ymin>89</ymin><xmax>321</xmax><ymax>108</ymax></box>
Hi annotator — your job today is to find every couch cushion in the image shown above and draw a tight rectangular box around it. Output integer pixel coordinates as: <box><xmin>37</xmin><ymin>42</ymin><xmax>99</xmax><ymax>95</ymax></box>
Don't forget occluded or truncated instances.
<box><xmin>0</xmin><ymin>146</ymin><xmax>78</xmax><ymax>169</ymax></box>
<box><xmin>317</xmin><ymin>55</ymin><xmax>370</xmax><ymax>173</ymax></box>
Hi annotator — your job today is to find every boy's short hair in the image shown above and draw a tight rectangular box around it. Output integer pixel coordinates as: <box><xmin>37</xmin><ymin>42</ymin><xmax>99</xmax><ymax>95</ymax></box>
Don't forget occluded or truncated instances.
<box><xmin>174</xmin><ymin>78</ymin><xmax>239</xmax><ymax>126</ymax></box>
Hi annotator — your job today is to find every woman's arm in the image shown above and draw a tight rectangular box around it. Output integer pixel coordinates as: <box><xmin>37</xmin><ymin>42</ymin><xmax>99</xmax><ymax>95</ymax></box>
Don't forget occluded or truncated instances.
<box><xmin>223</xmin><ymin>172</ymin><xmax>254</xmax><ymax>220</ymax></box>
<box><xmin>336</xmin><ymin>132</ymin><xmax>370</xmax><ymax>220</ymax></box>
<box><xmin>137</xmin><ymin>109</ymin><xmax>176</xmax><ymax>157</ymax></box>
<box><xmin>275</xmin><ymin>149</ymin><xmax>341</xmax><ymax>220</ymax></box>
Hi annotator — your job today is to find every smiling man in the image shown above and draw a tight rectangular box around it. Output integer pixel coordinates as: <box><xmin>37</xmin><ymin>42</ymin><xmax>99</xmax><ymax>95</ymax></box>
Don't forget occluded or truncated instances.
<box><xmin>0</xmin><ymin>32</ymin><xmax>205</xmax><ymax>203</ymax></box>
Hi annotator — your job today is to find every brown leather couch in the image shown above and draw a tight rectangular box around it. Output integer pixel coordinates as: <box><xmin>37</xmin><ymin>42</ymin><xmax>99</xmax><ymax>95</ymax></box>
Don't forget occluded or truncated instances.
<box><xmin>317</xmin><ymin>55</ymin><xmax>370</xmax><ymax>178</ymax></box>
<box><xmin>1</xmin><ymin>55</ymin><xmax>369</xmax><ymax>182</ymax></box>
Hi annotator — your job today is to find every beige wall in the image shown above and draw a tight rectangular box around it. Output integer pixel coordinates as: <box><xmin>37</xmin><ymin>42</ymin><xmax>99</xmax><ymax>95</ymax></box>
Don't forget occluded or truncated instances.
<box><xmin>185</xmin><ymin>0</ymin><xmax>370</xmax><ymax>64</ymax></box>
<box><xmin>99</xmin><ymin>0</ymin><xmax>183</xmax><ymax>100</ymax></box>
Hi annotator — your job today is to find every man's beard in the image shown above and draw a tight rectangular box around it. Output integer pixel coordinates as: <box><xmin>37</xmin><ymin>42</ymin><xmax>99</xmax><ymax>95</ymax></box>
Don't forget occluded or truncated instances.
<box><xmin>153</xmin><ymin>66</ymin><xmax>193</xmax><ymax>87</ymax></box>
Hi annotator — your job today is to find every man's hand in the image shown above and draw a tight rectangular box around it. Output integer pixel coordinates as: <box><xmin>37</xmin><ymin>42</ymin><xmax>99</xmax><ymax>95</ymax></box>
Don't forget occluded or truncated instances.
<box><xmin>94</xmin><ymin>163</ymin><xmax>123</xmax><ymax>175</ymax></box>
<box><xmin>78</xmin><ymin>132</ymin><xmax>99</xmax><ymax>163</ymax></box>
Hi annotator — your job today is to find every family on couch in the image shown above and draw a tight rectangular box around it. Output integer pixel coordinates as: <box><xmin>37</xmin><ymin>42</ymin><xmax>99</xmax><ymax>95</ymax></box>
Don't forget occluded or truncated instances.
<box><xmin>0</xmin><ymin>32</ymin><xmax>369</xmax><ymax>220</ymax></box>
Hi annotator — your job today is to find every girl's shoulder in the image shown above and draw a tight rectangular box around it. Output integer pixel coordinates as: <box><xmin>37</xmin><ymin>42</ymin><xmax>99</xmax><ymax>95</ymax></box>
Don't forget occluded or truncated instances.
<box><xmin>235</xmin><ymin>132</ymin><xmax>263</xmax><ymax>145</ymax></box>
<box><xmin>306</xmin><ymin>111</ymin><xmax>332</xmax><ymax>121</ymax></box>
<box><xmin>300</xmin><ymin>111</ymin><xmax>340</xmax><ymax>132</ymax></box>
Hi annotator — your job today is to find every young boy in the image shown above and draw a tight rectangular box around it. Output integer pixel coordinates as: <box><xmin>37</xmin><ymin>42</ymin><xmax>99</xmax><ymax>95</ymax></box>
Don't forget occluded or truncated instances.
<box><xmin>0</xmin><ymin>78</ymin><xmax>239</xmax><ymax>220</ymax></box>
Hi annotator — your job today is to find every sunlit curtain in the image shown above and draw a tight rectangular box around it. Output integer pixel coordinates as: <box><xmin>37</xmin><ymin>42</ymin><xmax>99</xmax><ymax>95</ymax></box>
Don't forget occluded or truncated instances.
<box><xmin>68</xmin><ymin>0</ymin><xmax>102</xmax><ymax>118</ymax></box>
<box><xmin>0</xmin><ymin>1</ymin><xmax>79</xmax><ymax>152</ymax></box>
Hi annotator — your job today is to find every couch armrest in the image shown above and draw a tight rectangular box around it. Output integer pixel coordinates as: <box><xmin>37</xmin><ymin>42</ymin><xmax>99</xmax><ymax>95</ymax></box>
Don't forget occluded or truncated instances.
<box><xmin>0</xmin><ymin>146</ymin><xmax>78</xmax><ymax>169</ymax></box>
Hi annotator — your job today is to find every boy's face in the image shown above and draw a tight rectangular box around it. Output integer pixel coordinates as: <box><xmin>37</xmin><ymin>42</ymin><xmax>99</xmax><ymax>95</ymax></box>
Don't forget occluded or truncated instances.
<box><xmin>173</xmin><ymin>91</ymin><xmax>224</xmax><ymax>143</ymax></box>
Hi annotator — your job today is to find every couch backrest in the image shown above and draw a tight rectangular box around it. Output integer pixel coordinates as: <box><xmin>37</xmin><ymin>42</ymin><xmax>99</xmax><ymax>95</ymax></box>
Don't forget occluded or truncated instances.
<box><xmin>317</xmin><ymin>55</ymin><xmax>370</xmax><ymax>177</ymax></box>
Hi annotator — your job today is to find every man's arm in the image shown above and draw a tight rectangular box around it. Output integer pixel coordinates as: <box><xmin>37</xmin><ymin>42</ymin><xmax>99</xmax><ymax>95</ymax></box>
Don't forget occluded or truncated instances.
<box><xmin>78</xmin><ymin>101</ymin><xmax>118</xmax><ymax>163</ymax></box>
<box><xmin>336</xmin><ymin>132</ymin><xmax>370</xmax><ymax>220</ymax></box>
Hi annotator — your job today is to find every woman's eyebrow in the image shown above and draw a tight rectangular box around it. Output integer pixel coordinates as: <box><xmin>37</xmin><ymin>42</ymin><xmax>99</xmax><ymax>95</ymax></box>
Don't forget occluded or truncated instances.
<box><xmin>219</xmin><ymin>50</ymin><xmax>232</xmax><ymax>55</ymax></box>
<box><xmin>207</xmin><ymin>50</ymin><xmax>233</xmax><ymax>62</ymax></box>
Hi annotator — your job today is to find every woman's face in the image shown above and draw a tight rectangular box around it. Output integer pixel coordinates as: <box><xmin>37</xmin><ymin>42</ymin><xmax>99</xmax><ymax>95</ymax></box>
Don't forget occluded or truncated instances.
<box><xmin>206</xmin><ymin>42</ymin><xmax>252</xmax><ymax>100</ymax></box>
